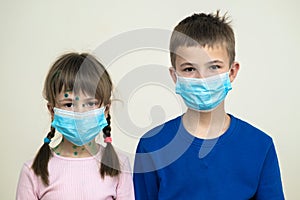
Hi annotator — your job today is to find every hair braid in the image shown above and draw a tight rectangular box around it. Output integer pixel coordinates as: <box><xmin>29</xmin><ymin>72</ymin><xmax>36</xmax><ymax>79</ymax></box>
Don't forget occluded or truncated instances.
<box><xmin>100</xmin><ymin>113</ymin><xmax>120</xmax><ymax>178</ymax></box>
<box><xmin>102</xmin><ymin>114</ymin><xmax>111</xmax><ymax>138</ymax></box>
<box><xmin>31</xmin><ymin>126</ymin><xmax>56</xmax><ymax>186</ymax></box>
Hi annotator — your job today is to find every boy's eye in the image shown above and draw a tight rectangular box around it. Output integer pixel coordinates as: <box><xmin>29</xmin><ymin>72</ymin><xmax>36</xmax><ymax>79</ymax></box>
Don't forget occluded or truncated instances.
<box><xmin>183</xmin><ymin>67</ymin><xmax>196</xmax><ymax>72</ymax></box>
<box><xmin>209</xmin><ymin>65</ymin><xmax>221</xmax><ymax>70</ymax></box>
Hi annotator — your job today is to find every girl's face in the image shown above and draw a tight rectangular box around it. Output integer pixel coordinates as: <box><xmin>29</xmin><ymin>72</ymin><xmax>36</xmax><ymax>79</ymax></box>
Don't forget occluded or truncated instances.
<box><xmin>55</xmin><ymin>90</ymin><xmax>101</xmax><ymax>113</ymax></box>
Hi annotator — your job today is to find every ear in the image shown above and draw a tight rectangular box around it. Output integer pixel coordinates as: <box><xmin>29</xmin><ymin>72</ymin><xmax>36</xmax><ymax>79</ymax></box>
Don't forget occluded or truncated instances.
<box><xmin>229</xmin><ymin>62</ymin><xmax>240</xmax><ymax>83</ymax></box>
<box><xmin>47</xmin><ymin>103</ymin><xmax>54</xmax><ymax>120</ymax></box>
<box><xmin>169</xmin><ymin>67</ymin><xmax>177</xmax><ymax>83</ymax></box>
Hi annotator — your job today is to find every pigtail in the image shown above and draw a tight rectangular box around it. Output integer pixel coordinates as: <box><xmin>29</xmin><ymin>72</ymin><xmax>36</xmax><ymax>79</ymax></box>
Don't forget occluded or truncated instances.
<box><xmin>31</xmin><ymin>126</ymin><xmax>55</xmax><ymax>186</ymax></box>
<box><xmin>100</xmin><ymin>113</ymin><xmax>121</xmax><ymax>178</ymax></box>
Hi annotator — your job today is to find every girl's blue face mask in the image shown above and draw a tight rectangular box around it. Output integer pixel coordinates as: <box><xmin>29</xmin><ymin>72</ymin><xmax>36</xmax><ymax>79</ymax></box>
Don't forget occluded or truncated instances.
<box><xmin>175</xmin><ymin>72</ymin><xmax>232</xmax><ymax>111</ymax></box>
<box><xmin>51</xmin><ymin>107</ymin><xmax>108</xmax><ymax>146</ymax></box>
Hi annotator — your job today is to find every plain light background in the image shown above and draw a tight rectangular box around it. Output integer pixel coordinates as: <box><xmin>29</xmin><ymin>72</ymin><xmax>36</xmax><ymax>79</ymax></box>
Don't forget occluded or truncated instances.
<box><xmin>1</xmin><ymin>0</ymin><xmax>299</xmax><ymax>199</ymax></box>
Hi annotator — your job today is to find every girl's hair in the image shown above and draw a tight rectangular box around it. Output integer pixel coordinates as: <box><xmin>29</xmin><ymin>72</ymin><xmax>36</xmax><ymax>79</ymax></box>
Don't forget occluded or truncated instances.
<box><xmin>31</xmin><ymin>52</ymin><xmax>120</xmax><ymax>186</ymax></box>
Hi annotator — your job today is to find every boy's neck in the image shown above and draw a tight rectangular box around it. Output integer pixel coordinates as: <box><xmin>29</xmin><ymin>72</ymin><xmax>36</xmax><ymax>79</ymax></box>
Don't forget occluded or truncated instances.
<box><xmin>182</xmin><ymin>103</ymin><xmax>230</xmax><ymax>139</ymax></box>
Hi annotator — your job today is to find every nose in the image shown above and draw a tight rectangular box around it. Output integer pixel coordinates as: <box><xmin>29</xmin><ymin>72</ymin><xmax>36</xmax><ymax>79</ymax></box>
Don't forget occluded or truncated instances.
<box><xmin>73</xmin><ymin>104</ymin><xmax>89</xmax><ymax>113</ymax></box>
<box><xmin>194</xmin><ymin>68</ymin><xmax>206</xmax><ymax>79</ymax></box>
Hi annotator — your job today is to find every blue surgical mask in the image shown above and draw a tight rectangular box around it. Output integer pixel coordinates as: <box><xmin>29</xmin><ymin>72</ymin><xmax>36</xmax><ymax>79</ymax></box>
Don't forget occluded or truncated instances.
<box><xmin>175</xmin><ymin>72</ymin><xmax>232</xmax><ymax>111</ymax></box>
<box><xmin>51</xmin><ymin>107</ymin><xmax>108</xmax><ymax>146</ymax></box>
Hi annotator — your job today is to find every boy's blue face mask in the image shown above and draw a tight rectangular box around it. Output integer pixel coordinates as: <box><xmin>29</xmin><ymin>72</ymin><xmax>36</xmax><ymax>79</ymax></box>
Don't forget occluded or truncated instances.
<box><xmin>175</xmin><ymin>72</ymin><xmax>232</xmax><ymax>111</ymax></box>
<box><xmin>51</xmin><ymin>107</ymin><xmax>108</xmax><ymax>146</ymax></box>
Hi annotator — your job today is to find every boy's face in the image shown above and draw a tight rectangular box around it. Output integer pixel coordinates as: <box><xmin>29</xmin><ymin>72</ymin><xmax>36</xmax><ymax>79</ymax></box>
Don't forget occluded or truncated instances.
<box><xmin>170</xmin><ymin>45</ymin><xmax>239</xmax><ymax>82</ymax></box>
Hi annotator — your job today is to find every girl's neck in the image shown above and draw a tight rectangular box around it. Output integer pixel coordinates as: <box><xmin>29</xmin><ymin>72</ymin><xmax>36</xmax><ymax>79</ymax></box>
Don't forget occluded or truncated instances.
<box><xmin>52</xmin><ymin>138</ymin><xmax>99</xmax><ymax>158</ymax></box>
<box><xmin>182</xmin><ymin>103</ymin><xmax>230</xmax><ymax>139</ymax></box>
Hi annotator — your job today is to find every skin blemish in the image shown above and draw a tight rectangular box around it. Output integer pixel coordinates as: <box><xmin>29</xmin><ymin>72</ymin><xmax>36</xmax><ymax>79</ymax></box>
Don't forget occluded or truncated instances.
<box><xmin>64</xmin><ymin>90</ymin><xmax>72</xmax><ymax>98</ymax></box>
<box><xmin>75</xmin><ymin>96</ymin><xmax>80</xmax><ymax>101</ymax></box>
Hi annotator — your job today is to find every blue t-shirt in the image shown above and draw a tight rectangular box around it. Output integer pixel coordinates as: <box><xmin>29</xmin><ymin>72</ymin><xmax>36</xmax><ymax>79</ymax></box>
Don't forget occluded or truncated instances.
<box><xmin>133</xmin><ymin>114</ymin><xmax>284</xmax><ymax>200</ymax></box>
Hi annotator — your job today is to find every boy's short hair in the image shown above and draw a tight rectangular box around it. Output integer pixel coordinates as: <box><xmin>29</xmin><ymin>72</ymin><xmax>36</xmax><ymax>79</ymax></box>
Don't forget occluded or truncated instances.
<box><xmin>169</xmin><ymin>10</ymin><xmax>235</xmax><ymax>67</ymax></box>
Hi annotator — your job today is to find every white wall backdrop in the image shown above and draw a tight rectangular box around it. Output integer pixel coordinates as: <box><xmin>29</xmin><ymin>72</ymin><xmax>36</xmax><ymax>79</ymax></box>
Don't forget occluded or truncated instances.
<box><xmin>1</xmin><ymin>0</ymin><xmax>299</xmax><ymax>199</ymax></box>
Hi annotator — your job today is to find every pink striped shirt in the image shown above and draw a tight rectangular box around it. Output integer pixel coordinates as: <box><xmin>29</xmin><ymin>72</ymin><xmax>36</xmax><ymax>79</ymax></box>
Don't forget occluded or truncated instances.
<box><xmin>16</xmin><ymin>148</ymin><xmax>135</xmax><ymax>200</ymax></box>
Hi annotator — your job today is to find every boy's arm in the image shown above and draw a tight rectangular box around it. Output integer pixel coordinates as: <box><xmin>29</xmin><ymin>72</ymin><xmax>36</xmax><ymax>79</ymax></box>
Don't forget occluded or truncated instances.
<box><xmin>255</xmin><ymin>142</ymin><xmax>285</xmax><ymax>200</ymax></box>
<box><xmin>133</xmin><ymin>141</ymin><xmax>159</xmax><ymax>200</ymax></box>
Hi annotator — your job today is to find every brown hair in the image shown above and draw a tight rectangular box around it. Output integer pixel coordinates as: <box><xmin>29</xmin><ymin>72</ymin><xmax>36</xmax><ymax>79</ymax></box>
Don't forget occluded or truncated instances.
<box><xmin>31</xmin><ymin>52</ymin><xmax>120</xmax><ymax>185</ymax></box>
<box><xmin>170</xmin><ymin>10</ymin><xmax>235</xmax><ymax>67</ymax></box>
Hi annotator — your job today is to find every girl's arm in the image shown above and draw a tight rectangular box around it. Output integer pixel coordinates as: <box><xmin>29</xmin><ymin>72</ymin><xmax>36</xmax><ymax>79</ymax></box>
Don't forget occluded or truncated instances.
<box><xmin>16</xmin><ymin>162</ymin><xmax>39</xmax><ymax>200</ymax></box>
<box><xmin>115</xmin><ymin>157</ymin><xmax>135</xmax><ymax>200</ymax></box>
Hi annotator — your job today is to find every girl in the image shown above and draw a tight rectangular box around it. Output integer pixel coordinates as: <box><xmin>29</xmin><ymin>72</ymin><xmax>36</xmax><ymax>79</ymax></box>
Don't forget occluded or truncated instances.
<box><xmin>16</xmin><ymin>52</ymin><xmax>135</xmax><ymax>199</ymax></box>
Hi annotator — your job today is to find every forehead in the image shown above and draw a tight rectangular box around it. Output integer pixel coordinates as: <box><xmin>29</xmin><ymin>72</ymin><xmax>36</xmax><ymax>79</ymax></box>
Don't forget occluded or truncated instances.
<box><xmin>56</xmin><ymin>89</ymin><xmax>96</xmax><ymax>100</ymax></box>
<box><xmin>175</xmin><ymin>44</ymin><xmax>229</xmax><ymax>66</ymax></box>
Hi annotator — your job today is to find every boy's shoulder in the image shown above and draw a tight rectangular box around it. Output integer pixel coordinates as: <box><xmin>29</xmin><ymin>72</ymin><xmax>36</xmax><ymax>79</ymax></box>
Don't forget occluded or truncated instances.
<box><xmin>143</xmin><ymin>115</ymin><xmax>181</xmax><ymax>136</ymax></box>
<box><xmin>230</xmin><ymin>114</ymin><xmax>273</xmax><ymax>145</ymax></box>
<box><xmin>138</xmin><ymin>114</ymin><xmax>275</xmax><ymax>151</ymax></box>
<box><xmin>138</xmin><ymin>115</ymin><xmax>182</xmax><ymax>148</ymax></box>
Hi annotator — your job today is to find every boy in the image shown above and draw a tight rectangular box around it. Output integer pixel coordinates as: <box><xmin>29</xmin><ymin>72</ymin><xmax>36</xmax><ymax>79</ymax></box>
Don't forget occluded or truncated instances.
<box><xmin>133</xmin><ymin>11</ymin><xmax>284</xmax><ymax>199</ymax></box>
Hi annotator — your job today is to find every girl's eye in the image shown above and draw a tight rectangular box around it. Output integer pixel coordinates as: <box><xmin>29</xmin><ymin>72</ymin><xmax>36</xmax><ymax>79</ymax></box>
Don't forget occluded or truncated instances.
<box><xmin>64</xmin><ymin>103</ymin><xmax>74</xmax><ymax>108</ymax></box>
<box><xmin>86</xmin><ymin>101</ymin><xmax>99</xmax><ymax>107</ymax></box>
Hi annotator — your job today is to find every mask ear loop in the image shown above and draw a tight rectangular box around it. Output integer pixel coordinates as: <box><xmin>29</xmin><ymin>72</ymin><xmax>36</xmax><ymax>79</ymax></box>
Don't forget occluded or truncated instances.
<box><xmin>174</xmin><ymin>71</ymin><xmax>181</xmax><ymax>83</ymax></box>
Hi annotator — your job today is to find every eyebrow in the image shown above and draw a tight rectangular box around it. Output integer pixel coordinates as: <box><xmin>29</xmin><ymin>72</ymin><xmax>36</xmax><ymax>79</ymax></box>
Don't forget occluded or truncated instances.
<box><xmin>83</xmin><ymin>98</ymin><xmax>98</xmax><ymax>102</ymax></box>
<box><xmin>58</xmin><ymin>98</ymin><xmax>72</xmax><ymax>102</ymax></box>
<box><xmin>179</xmin><ymin>59</ymin><xmax>224</xmax><ymax>68</ymax></box>
<box><xmin>179</xmin><ymin>62</ymin><xmax>198</xmax><ymax>68</ymax></box>
<box><xmin>205</xmin><ymin>60</ymin><xmax>224</xmax><ymax>66</ymax></box>
<box><xmin>58</xmin><ymin>97</ymin><xmax>97</xmax><ymax>102</ymax></box>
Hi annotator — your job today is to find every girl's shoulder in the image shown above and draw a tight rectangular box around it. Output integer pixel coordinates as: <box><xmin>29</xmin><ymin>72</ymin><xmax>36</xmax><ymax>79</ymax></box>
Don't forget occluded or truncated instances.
<box><xmin>98</xmin><ymin>144</ymin><xmax>133</xmax><ymax>171</ymax></box>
